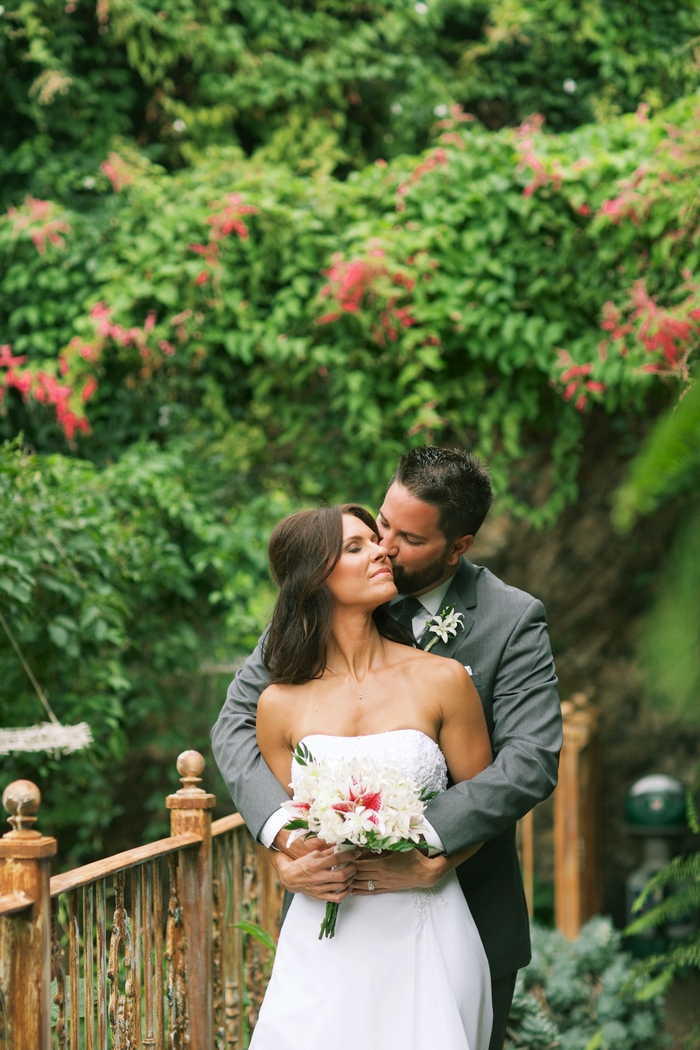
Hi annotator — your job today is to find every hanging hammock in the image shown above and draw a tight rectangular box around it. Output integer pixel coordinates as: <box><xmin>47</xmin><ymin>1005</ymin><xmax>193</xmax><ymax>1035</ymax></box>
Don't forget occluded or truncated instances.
<box><xmin>0</xmin><ymin>610</ymin><xmax>93</xmax><ymax>756</ymax></box>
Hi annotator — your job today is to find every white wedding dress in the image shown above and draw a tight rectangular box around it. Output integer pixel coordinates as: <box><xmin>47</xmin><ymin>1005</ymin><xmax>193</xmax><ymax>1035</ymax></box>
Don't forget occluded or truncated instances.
<box><xmin>250</xmin><ymin>729</ymin><xmax>493</xmax><ymax>1050</ymax></box>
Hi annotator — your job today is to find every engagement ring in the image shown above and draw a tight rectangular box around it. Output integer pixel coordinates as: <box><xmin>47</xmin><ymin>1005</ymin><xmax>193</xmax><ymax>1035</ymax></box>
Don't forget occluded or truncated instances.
<box><xmin>367</xmin><ymin>879</ymin><xmax>375</xmax><ymax>891</ymax></box>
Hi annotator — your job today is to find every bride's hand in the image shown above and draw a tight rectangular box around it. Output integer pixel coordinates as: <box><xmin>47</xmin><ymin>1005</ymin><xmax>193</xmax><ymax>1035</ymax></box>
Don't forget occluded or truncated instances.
<box><xmin>271</xmin><ymin>844</ymin><xmax>359</xmax><ymax>902</ymax></box>
<box><xmin>351</xmin><ymin>849</ymin><xmax>448</xmax><ymax>894</ymax></box>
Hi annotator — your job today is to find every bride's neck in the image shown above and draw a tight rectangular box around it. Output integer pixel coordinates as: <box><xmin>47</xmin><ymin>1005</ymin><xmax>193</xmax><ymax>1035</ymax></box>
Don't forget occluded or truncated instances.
<box><xmin>326</xmin><ymin>607</ymin><xmax>385</xmax><ymax>680</ymax></box>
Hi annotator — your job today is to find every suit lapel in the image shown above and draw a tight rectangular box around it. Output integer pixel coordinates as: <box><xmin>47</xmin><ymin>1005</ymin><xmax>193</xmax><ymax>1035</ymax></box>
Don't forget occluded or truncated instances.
<box><xmin>420</xmin><ymin>558</ymin><xmax>477</xmax><ymax>658</ymax></box>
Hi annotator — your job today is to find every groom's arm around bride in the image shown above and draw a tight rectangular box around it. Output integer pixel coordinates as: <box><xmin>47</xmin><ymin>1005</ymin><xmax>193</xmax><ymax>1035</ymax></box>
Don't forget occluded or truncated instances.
<box><xmin>211</xmin><ymin>446</ymin><xmax>562</xmax><ymax>1050</ymax></box>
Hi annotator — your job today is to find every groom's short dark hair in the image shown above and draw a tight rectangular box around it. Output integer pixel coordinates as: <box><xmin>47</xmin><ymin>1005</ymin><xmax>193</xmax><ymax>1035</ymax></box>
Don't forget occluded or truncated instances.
<box><xmin>392</xmin><ymin>446</ymin><xmax>494</xmax><ymax>541</ymax></box>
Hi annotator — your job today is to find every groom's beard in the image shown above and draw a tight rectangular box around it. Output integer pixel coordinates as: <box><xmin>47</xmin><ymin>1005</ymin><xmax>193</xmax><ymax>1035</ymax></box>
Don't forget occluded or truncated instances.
<box><xmin>390</xmin><ymin>547</ymin><xmax>450</xmax><ymax>596</ymax></box>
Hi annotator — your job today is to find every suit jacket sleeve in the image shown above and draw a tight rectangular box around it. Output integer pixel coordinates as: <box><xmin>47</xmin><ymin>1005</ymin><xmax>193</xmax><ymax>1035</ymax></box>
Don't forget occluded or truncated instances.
<box><xmin>424</xmin><ymin>598</ymin><xmax>562</xmax><ymax>854</ymax></box>
<box><xmin>210</xmin><ymin>637</ymin><xmax>289</xmax><ymax>841</ymax></box>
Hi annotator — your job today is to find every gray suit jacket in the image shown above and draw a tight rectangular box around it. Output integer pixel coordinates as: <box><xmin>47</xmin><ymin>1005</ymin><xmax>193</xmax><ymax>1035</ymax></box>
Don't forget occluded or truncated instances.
<box><xmin>211</xmin><ymin>557</ymin><xmax>562</xmax><ymax>979</ymax></box>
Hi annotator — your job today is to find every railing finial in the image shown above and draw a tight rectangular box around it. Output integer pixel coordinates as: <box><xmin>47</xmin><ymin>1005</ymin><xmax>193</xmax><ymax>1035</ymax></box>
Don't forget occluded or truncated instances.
<box><xmin>176</xmin><ymin>750</ymin><xmax>206</xmax><ymax>795</ymax></box>
<box><xmin>2</xmin><ymin>779</ymin><xmax>42</xmax><ymax>838</ymax></box>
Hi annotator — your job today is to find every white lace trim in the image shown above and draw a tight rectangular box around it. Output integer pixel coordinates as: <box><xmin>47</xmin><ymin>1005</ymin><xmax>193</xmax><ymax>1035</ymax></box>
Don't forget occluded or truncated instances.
<box><xmin>294</xmin><ymin>729</ymin><xmax>448</xmax><ymax>796</ymax></box>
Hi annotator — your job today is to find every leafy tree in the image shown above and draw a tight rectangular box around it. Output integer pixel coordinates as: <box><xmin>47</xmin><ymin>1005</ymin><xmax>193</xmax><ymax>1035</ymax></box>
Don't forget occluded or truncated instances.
<box><xmin>0</xmin><ymin>439</ymin><xmax>287</xmax><ymax>860</ymax></box>
<box><xmin>2</xmin><ymin>0</ymin><xmax>699</xmax><ymax>201</ymax></box>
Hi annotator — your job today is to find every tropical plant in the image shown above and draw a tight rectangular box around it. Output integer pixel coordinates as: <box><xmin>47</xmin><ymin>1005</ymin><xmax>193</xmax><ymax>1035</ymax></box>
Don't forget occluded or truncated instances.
<box><xmin>624</xmin><ymin>780</ymin><xmax>700</xmax><ymax>996</ymax></box>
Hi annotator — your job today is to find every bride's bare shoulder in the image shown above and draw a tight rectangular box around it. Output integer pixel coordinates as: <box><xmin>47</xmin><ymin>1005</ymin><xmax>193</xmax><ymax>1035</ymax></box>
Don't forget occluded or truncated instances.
<box><xmin>392</xmin><ymin>643</ymin><xmax>469</xmax><ymax>685</ymax></box>
<box><xmin>258</xmin><ymin>681</ymin><xmax>298</xmax><ymax>714</ymax></box>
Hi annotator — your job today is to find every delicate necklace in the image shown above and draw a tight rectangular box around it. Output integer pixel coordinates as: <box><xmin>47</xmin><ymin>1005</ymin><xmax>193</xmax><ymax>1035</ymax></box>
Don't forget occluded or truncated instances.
<box><xmin>327</xmin><ymin>665</ymin><xmax>381</xmax><ymax>701</ymax></box>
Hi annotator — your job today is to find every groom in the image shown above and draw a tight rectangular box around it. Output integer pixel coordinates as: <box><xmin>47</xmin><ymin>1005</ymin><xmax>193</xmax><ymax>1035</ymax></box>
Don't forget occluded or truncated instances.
<box><xmin>211</xmin><ymin>446</ymin><xmax>562</xmax><ymax>1050</ymax></box>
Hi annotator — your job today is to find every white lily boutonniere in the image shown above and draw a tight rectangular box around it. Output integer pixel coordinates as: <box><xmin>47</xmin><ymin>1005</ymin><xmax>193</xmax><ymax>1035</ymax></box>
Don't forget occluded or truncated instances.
<box><xmin>423</xmin><ymin>606</ymin><xmax>465</xmax><ymax>652</ymax></box>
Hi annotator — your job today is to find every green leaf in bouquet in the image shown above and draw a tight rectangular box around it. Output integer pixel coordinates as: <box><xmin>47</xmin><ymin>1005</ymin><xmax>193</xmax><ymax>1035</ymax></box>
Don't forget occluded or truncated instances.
<box><xmin>283</xmin><ymin>818</ymin><xmax>310</xmax><ymax>830</ymax></box>
<box><xmin>293</xmin><ymin>741</ymin><xmax>315</xmax><ymax>766</ymax></box>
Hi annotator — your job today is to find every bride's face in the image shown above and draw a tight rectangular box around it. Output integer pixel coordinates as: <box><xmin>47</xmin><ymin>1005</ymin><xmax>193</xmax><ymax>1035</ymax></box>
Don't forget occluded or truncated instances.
<box><xmin>326</xmin><ymin>514</ymin><xmax>397</xmax><ymax>609</ymax></box>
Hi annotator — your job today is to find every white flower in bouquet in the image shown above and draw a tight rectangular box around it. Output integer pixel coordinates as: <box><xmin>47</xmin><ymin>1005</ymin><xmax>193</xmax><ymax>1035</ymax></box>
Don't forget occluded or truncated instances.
<box><xmin>282</xmin><ymin>743</ymin><xmax>442</xmax><ymax>938</ymax></box>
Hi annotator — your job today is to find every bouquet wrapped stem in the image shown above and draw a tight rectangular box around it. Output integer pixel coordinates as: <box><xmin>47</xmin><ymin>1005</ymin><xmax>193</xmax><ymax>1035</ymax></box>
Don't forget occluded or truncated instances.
<box><xmin>320</xmin><ymin>901</ymin><xmax>339</xmax><ymax>939</ymax></box>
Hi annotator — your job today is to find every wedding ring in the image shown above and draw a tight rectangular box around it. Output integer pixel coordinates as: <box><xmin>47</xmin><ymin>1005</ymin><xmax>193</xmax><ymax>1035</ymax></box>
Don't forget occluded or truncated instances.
<box><xmin>367</xmin><ymin>879</ymin><xmax>375</xmax><ymax>891</ymax></box>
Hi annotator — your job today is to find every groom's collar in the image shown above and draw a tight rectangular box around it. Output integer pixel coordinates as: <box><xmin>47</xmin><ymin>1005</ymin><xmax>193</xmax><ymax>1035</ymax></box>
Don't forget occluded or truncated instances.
<box><xmin>418</xmin><ymin>558</ymin><xmax>478</xmax><ymax>657</ymax></box>
<box><xmin>446</xmin><ymin>557</ymin><xmax>479</xmax><ymax>609</ymax></box>
<box><xmin>411</xmin><ymin>574</ymin><xmax>454</xmax><ymax>616</ymax></box>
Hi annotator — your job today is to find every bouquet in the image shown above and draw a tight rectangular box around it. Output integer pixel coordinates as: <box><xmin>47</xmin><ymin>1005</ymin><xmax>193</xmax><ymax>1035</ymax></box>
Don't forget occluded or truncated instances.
<box><xmin>282</xmin><ymin>742</ymin><xmax>439</xmax><ymax>938</ymax></box>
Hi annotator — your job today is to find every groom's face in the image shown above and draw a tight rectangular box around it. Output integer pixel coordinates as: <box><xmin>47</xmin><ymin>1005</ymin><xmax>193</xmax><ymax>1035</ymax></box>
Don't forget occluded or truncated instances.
<box><xmin>377</xmin><ymin>482</ymin><xmax>459</xmax><ymax>596</ymax></box>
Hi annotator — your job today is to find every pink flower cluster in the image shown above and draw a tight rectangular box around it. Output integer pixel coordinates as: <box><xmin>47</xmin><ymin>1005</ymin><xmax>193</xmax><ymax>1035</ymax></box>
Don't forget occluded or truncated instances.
<box><xmin>555</xmin><ymin>350</ymin><xmax>606</xmax><ymax>412</ymax></box>
<box><xmin>513</xmin><ymin>115</ymin><xmax>565</xmax><ymax>199</ymax></box>
<box><xmin>316</xmin><ymin>251</ymin><xmax>417</xmax><ymax>345</ymax></box>
<box><xmin>555</xmin><ymin>274</ymin><xmax>700</xmax><ymax>410</ymax></box>
<box><xmin>6</xmin><ymin>197</ymin><xmax>71</xmax><ymax>255</ymax></box>
<box><xmin>396</xmin><ymin>148</ymin><xmax>448</xmax><ymax>211</ymax></box>
<box><xmin>0</xmin><ymin>344</ymin><xmax>91</xmax><ymax>440</ymax></box>
<box><xmin>190</xmin><ymin>193</ymin><xmax>257</xmax><ymax>285</ymax></box>
<box><xmin>101</xmin><ymin>152</ymin><xmax>134</xmax><ymax>193</ymax></box>
<box><xmin>628</xmin><ymin>279</ymin><xmax>700</xmax><ymax>377</ymax></box>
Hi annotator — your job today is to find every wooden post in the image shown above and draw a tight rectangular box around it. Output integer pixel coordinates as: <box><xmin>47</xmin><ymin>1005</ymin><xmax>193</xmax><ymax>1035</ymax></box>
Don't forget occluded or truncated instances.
<box><xmin>554</xmin><ymin>693</ymin><xmax>602</xmax><ymax>939</ymax></box>
<box><xmin>166</xmin><ymin>750</ymin><xmax>216</xmax><ymax>1050</ymax></box>
<box><xmin>0</xmin><ymin>780</ymin><xmax>57</xmax><ymax>1050</ymax></box>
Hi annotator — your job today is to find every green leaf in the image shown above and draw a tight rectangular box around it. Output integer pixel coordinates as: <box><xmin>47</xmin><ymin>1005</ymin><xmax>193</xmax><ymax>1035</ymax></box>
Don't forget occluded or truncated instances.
<box><xmin>231</xmin><ymin>921</ymin><xmax>277</xmax><ymax>956</ymax></box>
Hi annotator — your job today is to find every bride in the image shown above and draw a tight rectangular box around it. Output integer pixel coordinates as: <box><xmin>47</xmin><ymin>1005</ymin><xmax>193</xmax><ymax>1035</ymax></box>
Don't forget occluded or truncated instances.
<box><xmin>250</xmin><ymin>503</ymin><xmax>494</xmax><ymax>1050</ymax></box>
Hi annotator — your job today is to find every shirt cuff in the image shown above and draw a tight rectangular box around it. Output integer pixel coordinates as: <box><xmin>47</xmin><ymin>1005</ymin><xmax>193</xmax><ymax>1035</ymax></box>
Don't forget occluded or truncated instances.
<box><xmin>422</xmin><ymin>818</ymin><xmax>445</xmax><ymax>856</ymax></box>
<box><xmin>259</xmin><ymin>807</ymin><xmax>289</xmax><ymax>849</ymax></box>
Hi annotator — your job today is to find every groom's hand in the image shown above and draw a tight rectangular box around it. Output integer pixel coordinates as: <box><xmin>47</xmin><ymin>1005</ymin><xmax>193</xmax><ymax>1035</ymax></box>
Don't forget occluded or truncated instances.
<box><xmin>351</xmin><ymin>850</ymin><xmax>448</xmax><ymax>894</ymax></box>
<box><xmin>270</xmin><ymin>836</ymin><xmax>358</xmax><ymax>902</ymax></box>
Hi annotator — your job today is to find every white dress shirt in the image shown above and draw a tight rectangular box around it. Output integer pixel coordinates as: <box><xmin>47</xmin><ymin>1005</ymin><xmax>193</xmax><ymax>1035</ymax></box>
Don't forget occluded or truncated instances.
<box><xmin>259</xmin><ymin>573</ymin><xmax>458</xmax><ymax>850</ymax></box>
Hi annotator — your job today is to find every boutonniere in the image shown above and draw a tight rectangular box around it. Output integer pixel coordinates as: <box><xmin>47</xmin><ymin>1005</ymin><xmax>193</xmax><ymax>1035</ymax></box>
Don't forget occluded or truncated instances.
<box><xmin>423</xmin><ymin>606</ymin><xmax>465</xmax><ymax>652</ymax></box>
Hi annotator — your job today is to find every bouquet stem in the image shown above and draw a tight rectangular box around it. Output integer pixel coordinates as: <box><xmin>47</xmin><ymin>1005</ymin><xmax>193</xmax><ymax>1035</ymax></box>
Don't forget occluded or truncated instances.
<box><xmin>319</xmin><ymin>901</ymin><xmax>339</xmax><ymax>939</ymax></box>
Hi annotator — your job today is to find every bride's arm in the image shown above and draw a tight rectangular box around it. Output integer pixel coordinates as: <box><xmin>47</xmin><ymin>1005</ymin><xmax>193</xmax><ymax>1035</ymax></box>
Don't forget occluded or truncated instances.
<box><xmin>255</xmin><ymin>685</ymin><xmax>297</xmax><ymax>792</ymax></box>
<box><xmin>436</xmin><ymin>659</ymin><xmax>493</xmax><ymax>784</ymax></box>
<box><xmin>257</xmin><ymin>688</ymin><xmax>359</xmax><ymax>901</ymax></box>
<box><xmin>425</xmin><ymin>660</ymin><xmax>493</xmax><ymax>865</ymax></box>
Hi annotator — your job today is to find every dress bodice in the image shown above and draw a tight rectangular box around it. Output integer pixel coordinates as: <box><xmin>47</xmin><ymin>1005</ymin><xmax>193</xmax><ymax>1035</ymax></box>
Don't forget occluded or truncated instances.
<box><xmin>293</xmin><ymin>729</ymin><xmax>448</xmax><ymax>795</ymax></box>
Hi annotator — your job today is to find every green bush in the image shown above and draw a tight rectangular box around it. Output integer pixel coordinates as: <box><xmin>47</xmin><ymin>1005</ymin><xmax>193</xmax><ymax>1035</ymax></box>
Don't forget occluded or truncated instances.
<box><xmin>3</xmin><ymin>98</ymin><xmax>700</xmax><ymax>522</ymax></box>
<box><xmin>506</xmin><ymin>918</ymin><xmax>666</xmax><ymax>1050</ymax></box>
<box><xmin>2</xmin><ymin>0</ymin><xmax>699</xmax><ymax>199</ymax></box>
<box><xmin>0</xmin><ymin>439</ymin><xmax>287</xmax><ymax>860</ymax></box>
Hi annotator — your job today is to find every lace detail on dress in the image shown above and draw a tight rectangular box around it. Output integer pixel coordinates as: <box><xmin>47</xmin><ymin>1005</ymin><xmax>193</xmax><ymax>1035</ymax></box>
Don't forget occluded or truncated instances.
<box><xmin>410</xmin><ymin>888</ymin><xmax>448</xmax><ymax>933</ymax></box>
<box><xmin>293</xmin><ymin>729</ymin><xmax>448</xmax><ymax>795</ymax></box>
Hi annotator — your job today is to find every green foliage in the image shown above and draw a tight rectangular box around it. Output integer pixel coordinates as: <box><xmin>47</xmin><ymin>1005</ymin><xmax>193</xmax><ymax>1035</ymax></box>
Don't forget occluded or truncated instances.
<box><xmin>506</xmin><ymin>918</ymin><xmax>666</xmax><ymax>1050</ymax></box>
<box><xmin>3</xmin><ymin>0</ymin><xmax>700</xmax><ymax>865</ymax></box>
<box><xmin>614</xmin><ymin>379</ymin><xmax>700</xmax><ymax>527</ymax></box>
<box><xmin>2</xmin><ymin>0</ymin><xmax>699</xmax><ymax>199</ymax></box>
<box><xmin>612</xmin><ymin>365</ymin><xmax>700</xmax><ymax>726</ymax></box>
<box><xmin>636</xmin><ymin>503</ymin><xmax>700</xmax><ymax>725</ymax></box>
<box><xmin>231</xmin><ymin>921</ymin><xmax>277</xmax><ymax>958</ymax></box>
<box><xmin>4</xmin><ymin>100</ymin><xmax>700</xmax><ymax>525</ymax></box>
<box><xmin>0</xmin><ymin>439</ymin><xmax>285</xmax><ymax>860</ymax></box>
<box><xmin>624</xmin><ymin>783</ymin><xmax>700</xmax><ymax>996</ymax></box>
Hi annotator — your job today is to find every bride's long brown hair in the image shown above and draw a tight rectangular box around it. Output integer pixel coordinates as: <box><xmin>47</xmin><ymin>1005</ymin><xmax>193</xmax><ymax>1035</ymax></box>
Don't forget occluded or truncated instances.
<box><xmin>263</xmin><ymin>503</ymin><xmax>414</xmax><ymax>685</ymax></box>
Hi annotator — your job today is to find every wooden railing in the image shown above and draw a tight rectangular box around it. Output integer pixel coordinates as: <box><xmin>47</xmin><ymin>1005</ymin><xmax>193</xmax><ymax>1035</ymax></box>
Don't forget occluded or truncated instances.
<box><xmin>518</xmin><ymin>693</ymin><xmax>602</xmax><ymax>940</ymax></box>
<box><xmin>1</xmin><ymin>696</ymin><xmax>603</xmax><ymax>1048</ymax></box>
<box><xmin>0</xmin><ymin>750</ymin><xmax>284</xmax><ymax>1050</ymax></box>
